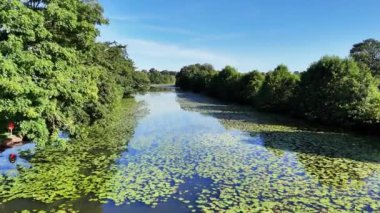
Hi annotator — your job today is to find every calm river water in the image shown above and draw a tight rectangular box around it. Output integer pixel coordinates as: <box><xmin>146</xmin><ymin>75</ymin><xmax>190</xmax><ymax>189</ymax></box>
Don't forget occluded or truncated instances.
<box><xmin>1</xmin><ymin>88</ymin><xmax>380</xmax><ymax>212</ymax></box>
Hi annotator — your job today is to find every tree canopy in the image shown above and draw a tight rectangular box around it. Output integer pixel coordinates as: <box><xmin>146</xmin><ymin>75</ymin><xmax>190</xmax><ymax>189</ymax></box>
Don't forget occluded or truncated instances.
<box><xmin>257</xmin><ymin>65</ymin><xmax>299</xmax><ymax>112</ymax></box>
<box><xmin>350</xmin><ymin>39</ymin><xmax>380</xmax><ymax>77</ymax></box>
<box><xmin>145</xmin><ymin>68</ymin><xmax>176</xmax><ymax>85</ymax></box>
<box><xmin>175</xmin><ymin>64</ymin><xmax>216</xmax><ymax>92</ymax></box>
<box><xmin>0</xmin><ymin>0</ymin><xmax>149</xmax><ymax>144</ymax></box>
<box><xmin>237</xmin><ymin>70</ymin><xmax>265</xmax><ymax>105</ymax></box>
<box><xmin>298</xmin><ymin>56</ymin><xmax>380</xmax><ymax>128</ymax></box>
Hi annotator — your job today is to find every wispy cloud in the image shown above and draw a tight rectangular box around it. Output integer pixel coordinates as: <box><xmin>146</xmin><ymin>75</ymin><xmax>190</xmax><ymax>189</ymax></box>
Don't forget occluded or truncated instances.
<box><xmin>127</xmin><ymin>38</ymin><xmax>235</xmax><ymax>62</ymax></box>
<box><xmin>108</xmin><ymin>15</ymin><xmax>164</xmax><ymax>22</ymax></box>
<box><xmin>99</xmin><ymin>14</ymin><xmax>249</xmax><ymax>70</ymax></box>
<box><xmin>108</xmin><ymin>16</ymin><xmax>138</xmax><ymax>22</ymax></box>
<box><xmin>188</xmin><ymin>33</ymin><xmax>246</xmax><ymax>43</ymax></box>
<box><xmin>98</xmin><ymin>30</ymin><xmax>238</xmax><ymax>70</ymax></box>
<box><xmin>107</xmin><ymin>15</ymin><xmax>245</xmax><ymax>42</ymax></box>
<box><xmin>138</xmin><ymin>24</ymin><xmax>198</xmax><ymax>36</ymax></box>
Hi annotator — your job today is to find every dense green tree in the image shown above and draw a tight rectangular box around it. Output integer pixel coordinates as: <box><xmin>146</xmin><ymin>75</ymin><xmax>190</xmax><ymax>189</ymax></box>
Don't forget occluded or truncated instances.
<box><xmin>87</xmin><ymin>42</ymin><xmax>136</xmax><ymax>98</ymax></box>
<box><xmin>350</xmin><ymin>39</ymin><xmax>380</xmax><ymax>77</ymax></box>
<box><xmin>0</xmin><ymin>0</ymin><xmax>148</xmax><ymax>144</ymax></box>
<box><xmin>175</xmin><ymin>63</ymin><xmax>216</xmax><ymax>92</ymax></box>
<box><xmin>148</xmin><ymin>68</ymin><xmax>160</xmax><ymax>84</ymax></box>
<box><xmin>209</xmin><ymin>66</ymin><xmax>241</xmax><ymax>101</ymax></box>
<box><xmin>147</xmin><ymin>68</ymin><xmax>176</xmax><ymax>84</ymax></box>
<box><xmin>1</xmin><ymin>0</ymin><xmax>98</xmax><ymax>143</ymax></box>
<box><xmin>84</xmin><ymin>42</ymin><xmax>136</xmax><ymax>122</ymax></box>
<box><xmin>190</xmin><ymin>65</ymin><xmax>216</xmax><ymax>93</ymax></box>
<box><xmin>297</xmin><ymin>56</ymin><xmax>380</xmax><ymax>128</ymax></box>
<box><xmin>132</xmin><ymin>71</ymin><xmax>150</xmax><ymax>91</ymax></box>
<box><xmin>237</xmin><ymin>70</ymin><xmax>265</xmax><ymax>105</ymax></box>
<box><xmin>257</xmin><ymin>65</ymin><xmax>299</xmax><ymax>112</ymax></box>
<box><xmin>175</xmin><ymin>66</ymin><xmax>193</xmax><ymax>90</ymax></box>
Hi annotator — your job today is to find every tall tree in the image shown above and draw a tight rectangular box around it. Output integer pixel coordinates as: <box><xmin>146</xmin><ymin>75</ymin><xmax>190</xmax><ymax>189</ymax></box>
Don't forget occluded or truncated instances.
<box><xmin>350</xmin><ymin>39</ymin><xmax>380</xmax><ymax>77</ymax></box>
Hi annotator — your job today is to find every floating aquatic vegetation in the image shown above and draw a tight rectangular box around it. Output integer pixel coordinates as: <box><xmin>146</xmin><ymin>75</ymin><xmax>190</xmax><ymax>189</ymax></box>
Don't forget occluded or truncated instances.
<box><xmin>1</xmin><ymin>91</ymin><xmax>380</xmax><ymax>212</ymax></box>
<box><xmin>0</xmin><ymin>99</ymin><xmax>142</xmax><ymax>211</ymax></box>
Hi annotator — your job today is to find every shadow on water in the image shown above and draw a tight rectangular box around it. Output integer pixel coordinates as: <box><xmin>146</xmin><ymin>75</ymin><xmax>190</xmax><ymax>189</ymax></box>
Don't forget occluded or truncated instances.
<box><xmin>177</xmin><ymin>91</ymin><xmax>380</xmax><ymax>191</ymax></box>
<box><xmin>260</xmin><ymin>131</ymin><xmax>380</xmax><ymax>187</ymax></box>
<box><xmin>176</xmin><ymin>91</ymin><xmax>380</xmax><ymax>164</ymax></box>
<box><xmin>0</xmin><ymin>197</ymin><xmax>103</xmax><ymax>213</ymax></box>
<box><xmin>261</xmin><ymin>131</ymin><xmax>380</xmax><ymax>162</ymax></box>
<box><xmin>175</xmin><ymin>91</ymin><xmax>313</xmax><ymax>129</ymax></box>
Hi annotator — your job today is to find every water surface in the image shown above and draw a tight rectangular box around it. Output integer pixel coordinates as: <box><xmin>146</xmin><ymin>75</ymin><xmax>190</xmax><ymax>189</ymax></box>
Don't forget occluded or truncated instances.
<box><xmin>1</xmin><ymin>89</ymin><xmax>380</xmax><ymax>212</ymax></box>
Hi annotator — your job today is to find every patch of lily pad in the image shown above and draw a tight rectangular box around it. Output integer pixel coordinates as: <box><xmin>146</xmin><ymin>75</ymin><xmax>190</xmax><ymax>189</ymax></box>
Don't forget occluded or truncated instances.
<box><xmin>0</xmin><ymin>99</ymin><xmax>143</xmax><ymax>212</ymax></box>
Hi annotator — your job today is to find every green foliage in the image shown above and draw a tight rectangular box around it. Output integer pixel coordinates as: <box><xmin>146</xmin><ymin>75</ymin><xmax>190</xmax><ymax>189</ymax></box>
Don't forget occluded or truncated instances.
<box><xmin>257</xmin><ymin>65</ymin><xmax>300</xmax><ymax>112</ymax></box>
<box><xmin>87</xmin><ymin>42</ymin><xmax>136</xmax><ymax>98</ymax></box>
<box><xmin>146</xmin><ymin>68</ymin><xmax>176</xmax><ymax>85</ymax></box>
<box><xmin>176</xmin><ymin>64</ymin><xmax>298</xmax><ymax>109</ymax></box>
<box><xmin>208</xmin><ymin>66</ymin><xmax>241</xmax><ymax>101</ymax></box>
<box><xmin>0</xmin><ymin>0</ymin><xmax>149</xmax><ymax>144</ymax></box>
<box><xmin>297</xmin><ymin>56</ymin><xmax>380</xmax><ymax>129</ymax></box>
<box><xmin>350</xmin><ymin>38</ymin><xmax>380</xmax><ymax>77</ymax></box>
<box><xmin>236</xmin><ymin>70</ymin><xmax>265</xmax><ymax>105</ymax></box>
<box><xmin>132</xmin><ymin>71</ymin><xmax>151</xmax><ymax>91</ymax></box>
<box><xmin>176</xmin><ymin>52</ymin><xmax>380</xmax><ymax>132</ymax></box>
<box><xmin>175</xmin><ymin>63</ymin><xmax>216</xmax><ymax>92</ymax></box>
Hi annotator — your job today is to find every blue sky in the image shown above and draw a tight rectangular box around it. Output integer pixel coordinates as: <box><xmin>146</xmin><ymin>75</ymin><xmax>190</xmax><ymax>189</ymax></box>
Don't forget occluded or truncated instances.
<box><xmin>98</xmin><ymin>0</ymin><xmax>380</xmax><ymax>72</ymax></box>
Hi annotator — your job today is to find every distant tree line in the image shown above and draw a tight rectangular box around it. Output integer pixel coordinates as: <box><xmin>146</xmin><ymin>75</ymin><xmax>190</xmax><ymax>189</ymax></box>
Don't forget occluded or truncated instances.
<box><xmin>141</xmin><ymin>68</ymin><xmax>176</xmax><ymax>85</ymax></box>
<box><xmin>176</xmin><ymin>39</ymin><xmax>380</xmax><ymax>133</ymax></box>
<box><xmin>0</xmin><ymin>0</ymin><xmax>150</xmax><ymax>144</ymax></box>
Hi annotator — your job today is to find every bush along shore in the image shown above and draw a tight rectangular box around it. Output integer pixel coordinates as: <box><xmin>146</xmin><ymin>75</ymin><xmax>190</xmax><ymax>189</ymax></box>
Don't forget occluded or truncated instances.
<box><xmin>176</xmin><ymin>39</ymin><xmax>380</xmax><ymax>134</ymax></box>
<box><xmin>0</xmin><ymin>0</ymin><xmax>156</xmax><ymax>145</ymax></box>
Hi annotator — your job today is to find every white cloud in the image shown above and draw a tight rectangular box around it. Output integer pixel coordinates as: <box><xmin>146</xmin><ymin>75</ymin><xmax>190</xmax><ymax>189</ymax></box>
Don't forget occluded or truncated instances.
<box><xmin>187</xmin><ymin>33</ymin><xmax>246</xmax><ymax>43</ymax></box>
<box><xmin>129</xmin><ymin>39</ymin><xmax>238</xmax><ymax>70</ymax></box>
<box><xmin>138</xmin><ymin>24</ymin><xmax>198</xmax><ymax>36</ymax></box>
<box><xmin>127</xmin><ymin>38</ymin><xmax>234</xmax><ymax>62</ymax></box>
<box><xmin>108</xmin><ymin>15</ymin><xmax>245</xmax><ymax>42</ymax></box>
<box><xmin>98</xmin><ymin>30</ymin><xmax>238</xmax><ymax>71</ymax></box>
<box><xmin>108</xmin><ymin>15</ymin><xmax>163</xmax><ymax>22</ymax></box>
